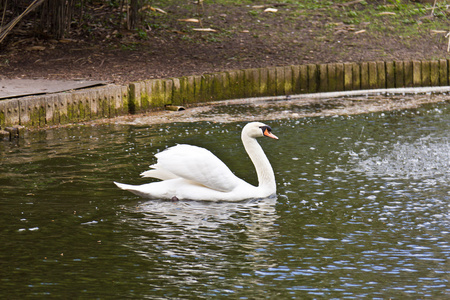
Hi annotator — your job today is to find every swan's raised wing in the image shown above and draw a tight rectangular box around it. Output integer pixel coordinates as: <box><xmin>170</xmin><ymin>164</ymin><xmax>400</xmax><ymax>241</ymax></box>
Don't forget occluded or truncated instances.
<box><xmin>149</xmin><ymin>144</ymin><xmax>243</xmax><ymax>192</ymax></box>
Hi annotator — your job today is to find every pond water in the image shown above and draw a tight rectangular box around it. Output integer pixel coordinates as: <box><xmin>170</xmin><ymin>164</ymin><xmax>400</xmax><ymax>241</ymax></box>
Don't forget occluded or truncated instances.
<box><xmin>0</xmin><ymin>97</ymin><xmax>449</xmax><ymax>298</ymax></box>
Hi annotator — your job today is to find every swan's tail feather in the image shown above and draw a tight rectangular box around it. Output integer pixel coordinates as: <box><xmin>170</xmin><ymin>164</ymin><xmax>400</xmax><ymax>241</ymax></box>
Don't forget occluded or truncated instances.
<box><xmin>114</xmin><ymin>181</ymin><xmax>134</xmax><ymax>190</ymax></box>
<box><xmin>114</xmin><ymin>181</ymin><xmax>152</xmax><ymax>198</ymax></box>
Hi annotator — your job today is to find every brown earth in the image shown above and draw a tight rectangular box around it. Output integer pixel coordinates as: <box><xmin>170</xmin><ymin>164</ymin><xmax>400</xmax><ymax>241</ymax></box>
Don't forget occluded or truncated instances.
<box><xmin>1</xmin><ymin>1</ymin><xmax>450</xmax><ymax>86</ymax></box>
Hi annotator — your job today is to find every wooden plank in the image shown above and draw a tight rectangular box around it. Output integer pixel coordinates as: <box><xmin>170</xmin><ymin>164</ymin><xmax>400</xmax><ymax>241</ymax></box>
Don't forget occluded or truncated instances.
<box><xmin>327</xmin><ymin>63</ymin><xmax>336</xmax><ymax>92</ymax></box>
<box><xmin>404</xmin><ymin>61</ymin><xmax>413</xmax><ymax>87</ymax></box>
<box><xmin>335</xmin><ymin>63</ymin><xmax>344</xmax><ymax>91</ymax></box>
<box><xmin>385</xmin><ymin>61</ymin><xmax>394</xmax><ymax>88</ymax></box>
<box><xmin>368</xmin><ymin>61</ymin><xmax>377</xmax><ymax>89</ymax></box>
<box><xmin>307</xmin><ymin>64</ymin><xmax>318</xmax><ymax>93</ymax></box>
<box><xmin>421</xmin><ymin>61</ymin><xmax>431</xmax><ymax>87</ymax></box>
<box><xmin>352</xmin><ymin>63</ymin><xmax>361</xmax><ymax>90</ymax></box>
<box><xmin>276</xmin><ymin>66</ymin><xmax>285</xmax><ymax>95</ymax></box>
<box><xmin>319</xmin><ymin>64</ymin><xmax>328</xmax><ymax>92</ymax></box>
<box><xmin>98</xmin><ymin>90</ymin><xmax>109</xmax><ymax>118</ymax></box>
<box><xmin>412</xmin><ymin>60</ymin><xmax>422</xmax><ymax>87</ymax></box>
<box><xmin>291</xmin><ymin>65</ymin><xmax>300</xmax><ymax>94</ymax></box>
<box><xmin>376</xmin><ymin>61</ymin><xmax>386</xmax><ymax>89</ymax></box>
<box><xmin>267</xmin><ymin>67</ymin><xmax>277</xmax><ymax>96</ymax></box>
<box><xmin>360</xmin><ymin>62</ymin><xmax>369</xmax><ymax>89</ymax></box>
<box><xmin>299</xmin><ymin>65</ymin><xmax>308</xmax><ymax>93</ymax></box>
<box><xmin>430</xmin><ymin>60</ymin><xmax>439</xmax><ymax>86</ymax></box>
<box><xmin>44</xmin><ymin>95</ymin><xmax>58</xmax><ymax>125</ymax></box>
<box><xmin>244</xmin><ymin>69</ymin><xmax>256</xmax><ymax>98</ymax></box>
<box><xmin>259</xmin><ymin>68</ymin><xmax>268</xmax><ymax>97</ymax></box>
<box><xmin>0</xmin><ymin>99</ymin><xmax>19</xmax><ymax>127</ymax></box>
<box><xmin>344</xmin><ymin>63</ymin><xmax>353</xmax><ymax>91</ymax></box>
<box><xmin>250</xmin><ymin>68</ymin><xmax>260</xmax><ymax>97</ymax></box>
<box><xmin>394</xmin><ymin>61</ymin><xmax>404</xmax><ymax>88</ymax></box>
<box><xmin>284</xmin><ymin>66</ymin><xmax>293</xmax><ymax>95</ymax></box>
<box><xmin>192</xmin><ymin>75</ymin><xmax>202</xmax><ymax>101</ymax></box>
<box><xmin>439</xmin><ymin>59</ymin><xmax>448</xmax><ymax>86</ymax></box>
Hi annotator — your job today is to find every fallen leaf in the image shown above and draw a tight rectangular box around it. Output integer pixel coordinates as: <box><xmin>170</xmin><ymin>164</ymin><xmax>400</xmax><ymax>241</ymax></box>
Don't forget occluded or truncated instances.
<box><xmin>431</xmin><ymin>30</ymin><xmax>447</xmax><ymax>34</ymax></box>
<box><xmin>150</xmin><ymin>6</ymin><xmax>167</xmax><ymax>14</ymax></box>
<box><xmin>178</xmin><ymin>18</ymin><xmax>200</xmax><ymax>23</ymax></box>
<box><xmin>58</xmin><ymin>39</ymin><xmax>76</xmax><ymax>43</ymax></box>
<box><xmin>193</xmin><ymin>28</ymin><xmax>217</xmax><ymax>32</ymax></box>
<box><xmin>26</xmin><ymin>46</ymin><xmax>46</xmax><ymax>51</ymax></box>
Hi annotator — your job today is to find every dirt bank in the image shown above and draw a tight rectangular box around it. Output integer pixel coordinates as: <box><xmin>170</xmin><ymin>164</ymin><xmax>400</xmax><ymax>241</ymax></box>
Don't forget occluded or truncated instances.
<box><xmin>1</xmin><ymin>1</ymin><xmax>450</xmax><ymax>85</ymax></box>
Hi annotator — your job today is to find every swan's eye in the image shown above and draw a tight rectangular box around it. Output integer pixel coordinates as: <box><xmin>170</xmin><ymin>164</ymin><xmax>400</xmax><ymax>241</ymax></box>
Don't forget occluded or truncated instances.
<box><xmin>260</xmin><ymin>125</ymin><xmax>272</xmax><ymax>134</ymax></box>
<box><xmin>260</xmin><ymin>125</ymin><xmax>278</xmax><ymax>139</ymax></box>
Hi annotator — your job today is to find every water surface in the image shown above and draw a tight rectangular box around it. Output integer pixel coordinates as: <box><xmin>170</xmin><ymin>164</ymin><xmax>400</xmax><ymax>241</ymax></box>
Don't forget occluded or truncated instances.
<box><xmin>1</xmin><ymin>99</ymin><xmax>449</xmax><ymax>298</ymax></box>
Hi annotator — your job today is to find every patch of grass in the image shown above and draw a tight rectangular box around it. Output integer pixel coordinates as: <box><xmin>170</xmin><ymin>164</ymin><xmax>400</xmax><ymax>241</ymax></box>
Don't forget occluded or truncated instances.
<box><xmin>136</xmin><ymin>0</ymin><xmax>450</xmax><ymax>52</ymax></box>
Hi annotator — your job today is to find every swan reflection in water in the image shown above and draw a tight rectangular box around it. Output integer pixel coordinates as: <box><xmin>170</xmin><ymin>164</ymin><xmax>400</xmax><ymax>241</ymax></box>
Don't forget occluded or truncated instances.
<box><xmin>120</xmin><ymin>197</ymin><xmax>279</xmax><ymax>287</ymax></box>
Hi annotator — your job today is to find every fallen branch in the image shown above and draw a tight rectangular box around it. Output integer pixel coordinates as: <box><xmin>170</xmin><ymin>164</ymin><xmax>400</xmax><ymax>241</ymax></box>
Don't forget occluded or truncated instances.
<box><xmin>431</xmin><ymin>0</ymin><xmax>437</xmax><ymax>16</ymax></box>
<box><xmin>0</xmin><ymin>0</ymin><xmax>45</xmax><ymax>44</ymax></box>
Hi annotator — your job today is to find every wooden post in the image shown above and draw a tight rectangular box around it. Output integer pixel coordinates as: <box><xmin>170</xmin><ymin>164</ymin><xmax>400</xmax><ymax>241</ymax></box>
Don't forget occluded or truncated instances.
<box><xmin>439</xmin><ymin>59</ymin><xmax>448</xmax><ymax>86</ymax></box>
<box><xmin>267</xmin><ymin>67</ymin><xmax>277</xmax><ymax>96</ymax></box>
<box><xmin>368</xmin><ymin>61</ymin><xmax>378</xmax><ymax>89</ymax></box>
<box><xmin>352</xmin><ymin>63</ymin><xmax>361</xmax><ymax>90</ymax></box>
<box><xmin>259</xmin><ymin>68</ymin><xmax>268</xmax><ymax>97</ymax></box>
<box><xmin>394</xmin><ymin>61</ymin><xmax>404</xmax><ymax>88</ymax></box>
<box><xmin>327</xmin><ymin>63</ymin><xmax>336</xmax><ymax>92</ymax></box>
<box><xmin>307</xmin><ymin>64</ymin><xmax>318</xmax><ymax>93</ymax></box>
<box><xmin>386</xmin><ymin>61</ymin><xmax>395</xmax><ymax>88</ymax></box>
<box><xmin>318</xmin><ymin>64</ymin><xmax>328</xmax><ymax>92</ymax></box>
<box><xmin>284</xmin><ymin>65</ymin><xmax>293</xmax><ymax>95</ymax></box>
<box><xmin>335</xmin><ymin>63</ymin><xmax>344</xmax><ymax>91</ymax></box>
<box><xmin>430</xmin><ymin>60</ymin><xmax>439</xmax><ymax>86</ymax></box>
<box><xmin>275</xmin><ymin>66</ymin><xmax>285</xmax><ymax>95</ymax></box>
<box><xmin>344</xmin><ymin>63</ymin><xmax>353</xmax><ymax>91</ymax></box>
<box><xmin>360</xmin><ymin>62</ymin><xmax>369</xmax><ymax>90</ymax></box>
<box><xmin>404</xmin><ymin>61</ymin><xmax>413</xmax><ymax>87</ymax></box>
<box><xmin>298</xmin><ymin>65</ymin><xmax>308</xmax><ymax>93</ymax></box>
<box><xmin>376</xmin><ymin>61</ymin><xmax>386</xmax><ymax>89</ymax></box>
<box><xmin>421</xmin><ymin>61</ymin><xmax>431</xmax><ymax>87</ymax></box>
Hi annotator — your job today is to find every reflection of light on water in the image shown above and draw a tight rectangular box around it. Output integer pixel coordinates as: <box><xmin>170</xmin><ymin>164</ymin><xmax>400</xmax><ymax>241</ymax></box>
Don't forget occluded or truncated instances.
<box><xmin>120</xmin><ymin>197</ymin><xmax>279</xmax><ymax>287</ymax></box>
<box><xmin>350</xmin><ymin>135</ymin><xmax>450</xmax><ymax>230</ymax></box>
<box><xmin>132</xmin><ymin>197</ymin><xmax>278</xmax><ymax>231</ymax></box>
<box><xmin>354</xmin><ymin>137</ymin><xmax>450</xmax><ymax>185</ymax></box>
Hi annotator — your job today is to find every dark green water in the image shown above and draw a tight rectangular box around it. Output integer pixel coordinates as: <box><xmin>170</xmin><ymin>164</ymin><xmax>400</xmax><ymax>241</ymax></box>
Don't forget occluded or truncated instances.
<box><xmin>1</xmin><ymin>101</ymin><xmax>449</xmax><ymax>298</ymax></box>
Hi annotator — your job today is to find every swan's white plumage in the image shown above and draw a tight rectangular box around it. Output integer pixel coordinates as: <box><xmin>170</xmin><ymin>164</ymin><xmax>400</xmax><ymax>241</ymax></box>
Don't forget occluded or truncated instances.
<box><xmin>114</xmin><ymin>122</ymin><xmax>277</xmax><ymax>202</ymax></box>
<box><xmin>148</xmin><ymin>144</ymin><xmax>242</xmax><ymax>192</ymax></box>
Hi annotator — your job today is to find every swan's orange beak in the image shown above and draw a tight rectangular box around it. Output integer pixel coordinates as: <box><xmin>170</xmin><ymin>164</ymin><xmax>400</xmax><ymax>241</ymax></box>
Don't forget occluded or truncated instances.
<box><xmin>264</xmin><ymin>128</ymin><xmax>278</xmax><ymax>140</ymax></box>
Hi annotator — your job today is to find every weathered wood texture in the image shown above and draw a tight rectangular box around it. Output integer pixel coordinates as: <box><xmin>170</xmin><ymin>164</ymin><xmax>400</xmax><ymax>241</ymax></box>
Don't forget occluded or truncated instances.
<box><xmin>1</xmin><ymin>60</ymin><xmax>449</xmax><ymax>128</ymax></box>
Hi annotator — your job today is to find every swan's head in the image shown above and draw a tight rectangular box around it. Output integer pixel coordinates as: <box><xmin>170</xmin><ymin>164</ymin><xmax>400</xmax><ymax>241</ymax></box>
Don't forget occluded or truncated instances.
<box><xmin>242</xmin><ymin>122</ymin><xmax>278</xmax><ymax>140</ymax></box>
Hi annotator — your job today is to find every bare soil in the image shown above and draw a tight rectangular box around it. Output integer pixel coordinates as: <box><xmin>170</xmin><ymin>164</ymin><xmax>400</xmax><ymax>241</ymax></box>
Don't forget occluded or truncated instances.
<box><xmin>1</xmin><ymin>1</ymin><xmax>450</xmax><ymax>86</ymax></box>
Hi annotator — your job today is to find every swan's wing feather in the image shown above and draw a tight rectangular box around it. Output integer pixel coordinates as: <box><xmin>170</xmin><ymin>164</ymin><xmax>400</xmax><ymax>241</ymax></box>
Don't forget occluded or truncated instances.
<box><xmin>152</xmin><ymin>144</ymin><xmax>241</xmax><ymax>192</ymax></box>
<box><xmin>140</xmin><ymin>169</ymin><xmax>178</xmax><ymax>180</ymax></box>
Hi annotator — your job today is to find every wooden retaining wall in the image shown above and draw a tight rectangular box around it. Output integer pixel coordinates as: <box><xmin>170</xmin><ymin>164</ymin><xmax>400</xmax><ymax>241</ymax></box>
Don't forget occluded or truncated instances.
<box><xmin>1</xmin><ymin>59</ymin><xmax>450</xmax><ymax>129</ymax></box>
<box><xmin>0</xmin><ymin>85</ymin><xmax>128</xmax><ymax>129</ymax></box>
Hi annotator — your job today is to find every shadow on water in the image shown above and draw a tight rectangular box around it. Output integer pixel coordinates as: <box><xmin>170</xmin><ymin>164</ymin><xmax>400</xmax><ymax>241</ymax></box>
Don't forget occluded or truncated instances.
<box><xmin>0</xmin><ymin>96</ymin><xmax>449</xmax><ymax>298</ymax></box>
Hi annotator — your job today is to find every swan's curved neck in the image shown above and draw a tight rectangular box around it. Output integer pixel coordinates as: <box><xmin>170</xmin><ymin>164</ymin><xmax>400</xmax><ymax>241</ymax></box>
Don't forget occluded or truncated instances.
<box><xmin>241</xmin><ymin>133</ymin><xmax>276</xmax><ymax>194</ymax></box>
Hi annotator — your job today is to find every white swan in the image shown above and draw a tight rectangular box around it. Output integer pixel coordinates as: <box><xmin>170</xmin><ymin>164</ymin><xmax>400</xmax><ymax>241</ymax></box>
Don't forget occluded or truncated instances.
<box><xmin>114</xmin><ymin>122</ymin><xmax>278</xmax><ymax>201</ymax></box>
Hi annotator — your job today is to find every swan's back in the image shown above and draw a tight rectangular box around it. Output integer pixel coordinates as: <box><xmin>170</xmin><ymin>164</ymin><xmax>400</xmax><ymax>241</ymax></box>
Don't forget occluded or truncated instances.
<box><xmin>150</xmin><ymin>144</ymin><xmax>244</xmax><ymax>192</ymax></box>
